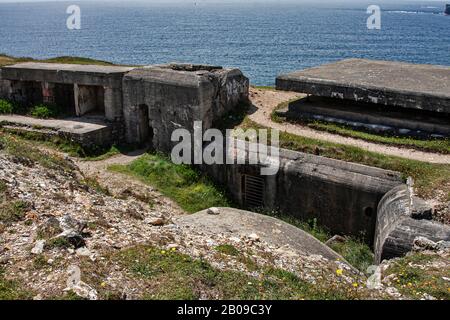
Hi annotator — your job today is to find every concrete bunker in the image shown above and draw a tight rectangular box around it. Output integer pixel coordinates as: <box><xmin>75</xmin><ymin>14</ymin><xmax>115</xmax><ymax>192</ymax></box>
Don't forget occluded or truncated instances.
<box><xmin>203</xmin><ymin>143</ymin><xmax>404</xmax><ymax>245</ymax></box>
<box><xmin>122</xmin><ymin>63</ymin><xmax>249</xmax><ymax>151</ymax></box>
<box><xmin>276</xmin><ymin>59</ymin><xmax>450</xmax><ymax>138</ymax></box>
<box><xmin>1</xmin><ymin>59</ymin><xmax>449</xmax><ymax>263</ymax></box>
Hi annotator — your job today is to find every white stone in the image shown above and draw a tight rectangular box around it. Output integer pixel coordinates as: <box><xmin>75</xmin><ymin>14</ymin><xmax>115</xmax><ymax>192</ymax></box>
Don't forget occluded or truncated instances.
<box><xmin>207</xmin><ymin>207</ymin><xmax>220</xmax><ymax>215</ymax></box>
<box><xmin>31</xmin><ymin>240</ymin><xmax>46</xmax><ymax>255</ymax></box>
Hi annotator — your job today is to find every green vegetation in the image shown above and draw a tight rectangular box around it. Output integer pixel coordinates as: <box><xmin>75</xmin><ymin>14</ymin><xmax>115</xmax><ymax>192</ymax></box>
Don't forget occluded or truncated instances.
<box><xmin>0</xmin><ymin>129</ymin><xmax>130</xmax><ymax>160</ymax></box>
<box><xmin>109</xmin><ymin>153</ymin><xmax>231</xmax><ymax>213</ymax></box>
<box><xmin>0</xmin><ymin>179</ymin><xmax>28</xmax><ymax>224</ymax></box>
<box><xmin>0</xmin><ymin>268</ymin><xmax>31</xmax><ymax>300</ymax></box>
<box><xmin>45</xmin><ymin>237</ymin><xmax>71</xmax><ymax>250</ymax></box>
<box><xmin>43</xmin><ymin>56</ymin><xmax>116</xmax><ymax>66</ymax></box>
<box><xmin>0</xmin><ymin>99</ymin><xmax>13</xmax><ymax>114</ymax></box>
<box><xmin>33</xmin><ymin>255</ymin><xmax>50</xmax><ymax>270</ymax></box>
<box><xmin>328</xmin><ymin>238</ymin><xmax>374</xmax><ymax>273</ymax></box>
<box><xmin>0</xmin><ymin>134</ymin><xmax>75</xmax><ymax>173</ymax></box>
<box><xmin>0</xmin><ymin>54</ymin><xmax>118</xmax><ymax>67</ymax></box>
<box><xmin>0</xmin><ymin>200</ymin><xmax>27</xmax><ymax>223</ymax></box>
<box><xmin>252</xmin><ymin>85</ymin><xmax>276</xmax><ymax>91</ymax></box>
<box><xmin>260</xmin><ymin>210</ymin><xmax>374</xmax><ymax>272</ymax></box>
<box><xmin>107</xmin><ymin>245</ymin><xmax>364</xmax><ymax>300</ymax></box>
<box><xmin>0</xmin><ymin>180</ymin><xmax>6</xmax><ymax>194</ymax></box>
<box><xmin>385</xmin><ymin>253</ymin><xmax>450</xmax><ymax>300</ymax></box>
<box><xmin>29</xmin><ymin>103</ymin><xmax>60</xmax><ymax>119</ymax></box>
<box><xmin>215</xmin><ymin>244</ymin><xmax>241</xmax><ymax>257</ymax></box>
<box><xmin>308</xmin><ymin>122</ymin><xmax>450</xmax><ymax>154</ymax></box>
<box><xmin>81</xmin><ymin>176</ymin><xmax>110</xmax><ymax>195</ymax></box>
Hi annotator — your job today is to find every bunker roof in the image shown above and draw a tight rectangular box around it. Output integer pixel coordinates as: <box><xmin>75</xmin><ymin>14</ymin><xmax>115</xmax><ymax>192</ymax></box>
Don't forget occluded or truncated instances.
<box><xmin>276</xmin><ymin>59</ymin><xmax>450</xmax><ymax>113</ymax></box>
<box><xmin>2</xmin><ymin>62</ymin><xmax>135</xmax><ymax>74</ymax></box>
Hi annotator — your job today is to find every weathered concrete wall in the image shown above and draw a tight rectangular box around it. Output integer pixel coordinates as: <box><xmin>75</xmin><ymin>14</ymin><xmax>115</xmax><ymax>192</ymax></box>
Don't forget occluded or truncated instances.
<box><xmin>122</xmin><ymin>64</ymin><xmax>249</xmax><ymax>151</ymax></box>
<box><xmin>276</xmin><ymin>59</ymin><xmax>450</xmax><ymax>114</ymax></box>
<box><xmin>374</xmin><ymin>184</ymin><xmax>450</xmax><ymax>263</ymax></box>
<box><xmin>203</xmin><ymin>144</ymin><xmax>403</xmax><ymax>244</ymax></box>
<box><xmin>0</xmin><ymin>70</ymin><xmax>11</xmax><ymax>99</ymax></box>
<box><xmin>74</xmin><ymin>85</ymin><xmax>104</xmax><ymax>116</ymax></box>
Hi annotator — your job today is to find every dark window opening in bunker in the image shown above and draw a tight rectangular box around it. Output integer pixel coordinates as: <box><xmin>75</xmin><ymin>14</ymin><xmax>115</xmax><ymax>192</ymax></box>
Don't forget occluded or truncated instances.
<box><xmin>242</xmin><ymin>174</ymin><xmax>265</xmax><ymax>209</ymax></box>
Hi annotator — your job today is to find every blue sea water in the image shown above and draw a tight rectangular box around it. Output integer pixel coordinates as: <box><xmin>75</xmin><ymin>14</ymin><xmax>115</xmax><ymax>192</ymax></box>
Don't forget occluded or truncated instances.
<box><xmin>0</xmin><ymin>1</ymin><xmax>449</xmax><ymax>85</ymax></box>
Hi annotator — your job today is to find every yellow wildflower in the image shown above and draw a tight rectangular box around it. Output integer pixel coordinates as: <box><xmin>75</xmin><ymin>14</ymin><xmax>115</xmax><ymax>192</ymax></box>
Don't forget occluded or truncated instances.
<box><xmin>336</xmin><ymin>269</ymin><xmax>343</xmax><ymax>276</ymax></box>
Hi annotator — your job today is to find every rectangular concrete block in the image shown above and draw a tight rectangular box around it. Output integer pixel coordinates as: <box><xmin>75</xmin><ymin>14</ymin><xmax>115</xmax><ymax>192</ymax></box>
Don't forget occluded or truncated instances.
<box><xmin>276</xmin><ymin>59</ymin><xmax>450</xmax><ymax>114</ymax></box>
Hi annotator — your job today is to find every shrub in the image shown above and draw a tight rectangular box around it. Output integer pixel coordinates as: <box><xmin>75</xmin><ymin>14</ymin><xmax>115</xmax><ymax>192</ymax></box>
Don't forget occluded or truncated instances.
<box><xmin>0</xmin><ymin>99</ymin><xmax>13</xmax><ymax>114</ymax></box>
<box><xmin>30</xmin><ymin>104</ymin><xmax>59</xmax><ymax>119</ymax></box>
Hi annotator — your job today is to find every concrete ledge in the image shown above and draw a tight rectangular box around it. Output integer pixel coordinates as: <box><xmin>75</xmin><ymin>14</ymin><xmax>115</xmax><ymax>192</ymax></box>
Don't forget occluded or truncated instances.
<box><xmin>276</xmin><ymin>59</ymin><xmax>450</xmax><ymax>114</ymax></box>
<box><xmin>0</xmin><ymin>115</ymin><xmax>116</xmax><ymax>147</ymax></box>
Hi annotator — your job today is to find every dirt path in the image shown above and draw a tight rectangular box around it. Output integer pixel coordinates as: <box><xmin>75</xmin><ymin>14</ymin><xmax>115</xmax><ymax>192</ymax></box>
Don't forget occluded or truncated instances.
<box><xmin>249</xmin><ymin>88</ymin><xmax>450</xmax><ymax>164</ymax></box>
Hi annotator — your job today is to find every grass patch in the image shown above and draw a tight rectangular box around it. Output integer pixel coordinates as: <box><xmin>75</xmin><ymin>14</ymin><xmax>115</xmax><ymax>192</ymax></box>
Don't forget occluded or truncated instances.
<box><xmin>43</xmin><ymin>56</ymin><xmax>116</xmax><ymax>66</ymax></box>
<box><xmin>328</xmin><ymin>237</ymin><xmax>374</xmax><ymax>273</ymax></box>
<box><xmin>0</xmin><ymin>99</ymin><xmax>13</xmax><ymax>114</ymax></box>
<box><xmin>384</xmin><ymin>253</ymin><xmax>450</xmax><ymax>300</ymax></box>
<box><xmin>108</xmin><ymin>153</ymin><xmax>231</xmax><ymax>213</ymax></box>
<box><xmin>309</xmin><ymin>121</ymin><xmax>450</xmax><ymax>154</ymax></box>
<box><xmin>45</xmin><ymin>237</ymin><xmax>71</xmax><ymax>250</ymax></box>
<box><xmin>0</xmin><ymin>134</ymin><xmax>75</xmax><ymax>173</ymax></box>
<box><xmin>0</xmin><ymin>129</ymin><xmax>131</xmax><ymax>160</ymax></box>
<box><xmin>0</xmin><ymin>200</ymin><xmax>28</xmax><ymax>223</ymax></box>
<box><xmin>114</xmin><ymin>245</ymin><xmax>363</xmax><ymax>300</ymax></box>
<box><xmin>0</xmin><ymin>54</ymin><xmax>118</xmax><ymax>67</ymax></box>
<box><xmin>259</xmin><ymin>210</ymin><xmax>374</xmax><ymax>271</ymax></box>
<box><xmin>81</xmin><ymin>177</ymin><xmax>110</xmax><ymax>195</ymax></box>
<box><xmin>0</xmin><ymin>268</ymin><xmax>32</xmax><ymax>300</ymax></box>
<box><xmin>0</xmin><ymin>180</ymin><xmax>6</xmax><ymax>194</ymax></box>
<box><xmin>29</xmin><ymin>103</ymin><xmax>60</xmax><ymax>119</ymax></box>
<box><xmin>215</xmin><ymin>244</ymin><xmax>240</xmax><ymax>257</ymax></box>
<box><xmin>251</xmin><ymin>85</ymin><xmax>276</xmax><ymax>91</ymax></box>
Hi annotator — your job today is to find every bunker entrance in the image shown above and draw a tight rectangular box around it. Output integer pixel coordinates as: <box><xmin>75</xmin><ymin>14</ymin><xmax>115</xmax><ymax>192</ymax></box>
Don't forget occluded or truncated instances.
<box><xmin>137</xmin><ymin>104</ymin><xmax>153</xmax><ymax>146</ymax></box>
<box><xmin>75</xmin><ymin>85</ymin><xmax>105</xmax><ymax>117</ymax></box>
<box><xmin>52</xmin><ymin>83</ymin><xmax>76</xmax><ymax>116</ymax></box>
